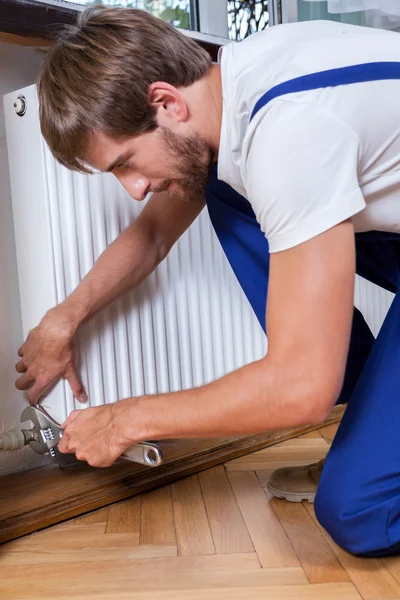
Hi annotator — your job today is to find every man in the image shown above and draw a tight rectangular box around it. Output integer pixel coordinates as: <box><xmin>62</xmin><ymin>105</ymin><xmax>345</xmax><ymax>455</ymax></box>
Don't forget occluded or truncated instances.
<box><xmin>15</xmin><ymin>6</ymin><xmax>400</xmax><ymax>556</ymax></box>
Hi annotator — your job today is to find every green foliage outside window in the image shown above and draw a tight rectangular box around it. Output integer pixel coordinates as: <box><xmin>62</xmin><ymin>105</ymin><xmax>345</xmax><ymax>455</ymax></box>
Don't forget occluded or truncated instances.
<box><xmin>228</xmin><ymin>0</ymin><xmax>270</xmax><ymax>41</ymax></box>
<box><xmin>79</xmin><ymin>0</ymin><xmax>191</xmax><ymax>30</ymax></box>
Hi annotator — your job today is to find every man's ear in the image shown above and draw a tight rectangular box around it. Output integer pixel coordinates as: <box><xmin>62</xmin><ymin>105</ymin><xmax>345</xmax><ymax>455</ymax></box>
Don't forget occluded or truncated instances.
<box><xmin>148</xmin><ymin>81</ymin><xmax>188</xmax><ymax>125</ymax></box>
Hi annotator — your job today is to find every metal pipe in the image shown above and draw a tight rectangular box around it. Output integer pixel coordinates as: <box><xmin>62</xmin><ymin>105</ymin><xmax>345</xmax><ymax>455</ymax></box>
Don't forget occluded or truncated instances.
<box><xmin>0</xmin><ymin>428</ymin><xmax>35</xmax><ymax>451</ymax></box>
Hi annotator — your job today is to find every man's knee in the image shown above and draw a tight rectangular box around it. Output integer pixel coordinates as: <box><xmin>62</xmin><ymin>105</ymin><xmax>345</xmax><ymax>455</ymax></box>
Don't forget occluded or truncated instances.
<box><xmin>314</xmin><ymin>485</ymin><xmax>356</xmax><ymax>553</ymax></box>
<box><xmin>314</xmin><ymin>479</ymin><xmax>394</xmax><ymax>556</ymax></box>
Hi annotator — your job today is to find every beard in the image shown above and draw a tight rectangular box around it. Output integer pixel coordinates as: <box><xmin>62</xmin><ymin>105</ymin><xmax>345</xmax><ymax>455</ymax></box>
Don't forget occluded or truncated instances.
<box><xmin>151</xmin><ymin>128</ymin><xmax>215</xmax><ymax>202</ymax></box>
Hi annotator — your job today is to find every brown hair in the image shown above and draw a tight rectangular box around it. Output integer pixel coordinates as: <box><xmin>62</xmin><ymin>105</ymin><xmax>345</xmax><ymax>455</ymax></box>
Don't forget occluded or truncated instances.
<box><xmin>37</xmin><ymin>6</ymin><xmax>212</xmax><ymax>173</ymax></box>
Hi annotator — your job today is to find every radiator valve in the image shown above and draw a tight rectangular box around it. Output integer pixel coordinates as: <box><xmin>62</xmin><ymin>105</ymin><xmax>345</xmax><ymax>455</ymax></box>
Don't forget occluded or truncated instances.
<box><xmin>13</xmin><ymin>96</ymin><xmax>27</xmax><ymax>117</ymax></box>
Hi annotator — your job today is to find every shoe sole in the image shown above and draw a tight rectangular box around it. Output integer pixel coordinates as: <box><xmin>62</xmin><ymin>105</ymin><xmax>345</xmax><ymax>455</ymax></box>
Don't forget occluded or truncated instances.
<box><xmin>266</xmin><ymin>482</ymin><xmax>316</xmax><ymax>503</ymax></box>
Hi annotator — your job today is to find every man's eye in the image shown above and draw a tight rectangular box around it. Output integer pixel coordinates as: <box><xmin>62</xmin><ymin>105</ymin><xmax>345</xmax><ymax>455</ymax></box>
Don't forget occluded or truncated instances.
<box><xmin>118</xmin><ymin>162</ymin><xmax>130</xmax><ymax>170</ymax></box>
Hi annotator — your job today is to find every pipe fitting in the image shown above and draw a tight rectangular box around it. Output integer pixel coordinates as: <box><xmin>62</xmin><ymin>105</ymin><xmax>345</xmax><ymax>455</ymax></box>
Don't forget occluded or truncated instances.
<box><xmin>0</xmin><ymin>428</ymin><xmax>33</xmax><ymax>451</ymax></box>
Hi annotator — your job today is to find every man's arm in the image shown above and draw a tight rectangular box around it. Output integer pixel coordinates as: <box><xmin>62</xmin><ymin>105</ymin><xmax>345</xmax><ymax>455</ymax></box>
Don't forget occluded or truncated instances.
<box><xmin>59</xmin><ymin>220</ymin><xmax>356</xmax><ymax>466</ymax></box>
<box><xmin>16</xmin><ymin>192</ymin><xmax>205</xmax><ymax>403</ymax></box>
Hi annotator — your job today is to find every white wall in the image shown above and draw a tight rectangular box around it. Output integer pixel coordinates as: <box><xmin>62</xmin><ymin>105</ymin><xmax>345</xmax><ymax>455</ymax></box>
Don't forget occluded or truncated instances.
<box><xmin>0</xmin><ymin>41</ymin><xmax>50</xmax><ymax>475</ymax></box>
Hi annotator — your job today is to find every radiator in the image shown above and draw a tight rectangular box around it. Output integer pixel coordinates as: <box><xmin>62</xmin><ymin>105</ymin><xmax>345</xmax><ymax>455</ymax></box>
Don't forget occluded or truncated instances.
<box><xmin>4</xmin><ymin>86</ymin><xmax>393</xmax><ymax>426</ymax></box>
<box><xmin>4</xmin><ymin>85</ymin><xmax>266</xmax><ymax>425</ymax></box>
<box><xmin>354</xmin><ymin>277</ymin><xmax>393</xmax><ymax>338</ymax></box>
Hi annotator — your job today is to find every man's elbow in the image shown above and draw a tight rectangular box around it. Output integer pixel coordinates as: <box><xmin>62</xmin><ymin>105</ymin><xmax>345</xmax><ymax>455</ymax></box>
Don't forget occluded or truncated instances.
<box><xmin>297</xmin><ymin>376</ymin><xmax>343</xmax><ymax>426</ymax></box>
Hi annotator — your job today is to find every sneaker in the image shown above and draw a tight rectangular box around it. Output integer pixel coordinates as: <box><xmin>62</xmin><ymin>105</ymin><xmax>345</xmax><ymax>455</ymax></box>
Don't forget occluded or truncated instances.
<box><xmin>266</xmin><ymin>457</ymin><xmax>326</xmax><ymax>503</ymax></box>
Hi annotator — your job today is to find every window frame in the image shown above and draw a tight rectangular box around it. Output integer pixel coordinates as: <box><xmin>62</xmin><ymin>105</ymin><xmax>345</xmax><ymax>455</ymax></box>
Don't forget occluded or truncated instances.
<box><xmin>0</xmin><ymin>0</ymin><xmax>226</xmax><ymax>58</ymax></box>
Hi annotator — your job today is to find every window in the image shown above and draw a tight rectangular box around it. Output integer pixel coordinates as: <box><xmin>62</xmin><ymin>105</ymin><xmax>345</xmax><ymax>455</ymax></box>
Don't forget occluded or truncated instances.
<box><xmin>58</xmin><ymin>0</ymin><xmax>193</xmax><ymax>30</ymax></box>
<box><xmin>25</xmin><ymin>0</ymin><xmax>276</xmax><ymax>40</ymax></box>
<box><xmin>228</xmin><ymin>0</ymin><xmax>271</xmax><ymax>40</ymax></box>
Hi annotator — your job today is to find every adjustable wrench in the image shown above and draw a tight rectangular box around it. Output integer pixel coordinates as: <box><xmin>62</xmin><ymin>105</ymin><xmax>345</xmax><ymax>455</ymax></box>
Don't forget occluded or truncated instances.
<box><xmin>20</xmin><ymin>405</ymin><xmax>163</xmax><ymax>467</ymax></box>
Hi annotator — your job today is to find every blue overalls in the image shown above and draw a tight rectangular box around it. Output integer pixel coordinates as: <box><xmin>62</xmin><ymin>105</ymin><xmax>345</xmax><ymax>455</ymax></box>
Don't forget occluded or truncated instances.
<box><xmin>205</xmin><ymin>63</ymin><xmax>400</xmax><ymax>557</ymax></box>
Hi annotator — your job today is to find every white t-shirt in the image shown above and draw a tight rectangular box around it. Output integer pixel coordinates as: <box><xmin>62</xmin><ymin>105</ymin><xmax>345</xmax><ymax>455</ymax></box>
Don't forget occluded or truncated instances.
<box><xmin>218</xmin><ymin>20</ymin><xmax>400</xmax><ymax>253</ymax></box>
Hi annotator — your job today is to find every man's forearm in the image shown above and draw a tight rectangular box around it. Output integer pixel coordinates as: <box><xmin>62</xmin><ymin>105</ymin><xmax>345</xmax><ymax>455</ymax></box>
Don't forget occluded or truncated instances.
<box><xmin>121</xmin><ymin>358</ymin><xmax>329</xmax><ymax>443</ymax></box>
<box><xmin>59</xmin><ymin>353</ymin><xmax>334</xmax><ymax>466</ymax></box>
<box><xmin>56</xmin><ymin>215</ymin><xmax>161</xmax><ymax>332</ymax></box>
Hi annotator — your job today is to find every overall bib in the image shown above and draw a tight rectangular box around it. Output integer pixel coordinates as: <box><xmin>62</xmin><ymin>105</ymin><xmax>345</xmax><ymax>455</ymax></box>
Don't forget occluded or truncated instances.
<box><xmin>205</xmin><ymin>62</ymin><xmax>400</xmax><ymax>556</ymax></box>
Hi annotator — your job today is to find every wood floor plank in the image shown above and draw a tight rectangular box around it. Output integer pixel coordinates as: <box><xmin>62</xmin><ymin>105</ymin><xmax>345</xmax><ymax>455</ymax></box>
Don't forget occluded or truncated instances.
<box><xmin>228</xmin><ymin>443</ymin><xmax>329</xmax><ymax>463</ymax></box>
<box><xmin>0</xmin><ymin>556</ymin><xmax>261</xmax><ymax>583</ymax></box>
<box><xmin>4</xmin><ymin>531</ymin><xmax>141</xmax><ymax>552</ymax></box>
<box><xmin>268</xmin><ymin>438</ymin><xmax>329</xmax><ymax>449</ymax></box>
<box><xmin>55</xmin><ymin>517</ymin><xmax>78</xmax><ymax>528</ymax></box>
<box><xmin>17</xmin><ymin>583</ymin><xmax>362</xmax><ymax>600</ymax></box>
<box><xmin>318</xmin><ymin>423</ymin><xmax>339</xmax><ymax>444</ymax></box>
<box><xmin>253</xmin><ymin>438</ymin><xmax>329</xmax><ymax>448</ymax></box>
<box><xmin>0</xmin><ymin>545</ymin><xmax>177</xmax><ymax>566</ymax></box>
<box><xmin>140</xmin><ymin>485</ymin><xmax>176</xmax><ymax>545</ymax></box>
<box><xmin>171</xmin><ymin>475</ymin><xmax>215</xmax><ymax>556</ymax></box>
<box><xmin>226</xmin><ymin>459</ymin><xmax>324</xmax><ymax>472</ymax></box>
<box><xmin>4</xmin><ymin>523</ymin><xmax>107</xmax><ymax>544</ymax></box>
<box><xmin>262</xmin><ymin>487</ymin><xmax>350</xmax><ymax>584</ymax></box>
<box><xmin>198</xmin><ymin>466</ymin><xmax>254</xmax><ymax>554</ymax></box>
<box><xmin>0</xmin><ymin>565</ymin><xmax>308</xmax><ymax>599</ymax></box>
<box><xmin>306</xmin><ymin>504</ymin><xmax>400</xmax><ymax>599</ymax></box>
<box><xmin>74</xmin><ymin>507</ymin><xmax>109</xmax><ymax>525</ymax></box>
<box><xmin>227</xmin><ymin>471</ymin><xmax>299</xmax><ymax>568</ymax></box>
<box><xmin>225</xmin><ymin>438</ymin><xmax>328</xmax><ymax>474</ymax></box>
<box><xmin>106</xmin><ymin>496</ymin><xmax>141</xmax><ymax>533</ymax></box>
<box><xmin>380</xmin><ymin>555</ymin><xmax>400</xmax><ymax>590</ymax></box>
<box><xmin>291</xmin><ymin>431</ymin><xmax>323</xmax><ymax>440</ymax></box>
<box><xmin>0</xmin><ymin>552</ymin><xmax>257</xmax><ymax>570</ymax></box>
<box><xmin>45</xmin><ymin>521</ymin><xmax>108</xmax><ymax>534</ymax></box>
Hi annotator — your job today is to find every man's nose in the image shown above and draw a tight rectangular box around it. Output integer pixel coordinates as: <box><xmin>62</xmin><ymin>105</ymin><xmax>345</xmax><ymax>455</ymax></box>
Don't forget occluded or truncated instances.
<box><xmin>120</xmin><ymin>175</ymin><xmax>151</xmax><ymax>201</ymax></box>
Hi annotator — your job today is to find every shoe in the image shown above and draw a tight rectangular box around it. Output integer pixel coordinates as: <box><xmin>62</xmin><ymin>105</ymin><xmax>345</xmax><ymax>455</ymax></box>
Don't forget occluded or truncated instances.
<box><xmin>266</xmin><ymin>457</ymin><xmax>326</xmax><ymax>503</ymax></box>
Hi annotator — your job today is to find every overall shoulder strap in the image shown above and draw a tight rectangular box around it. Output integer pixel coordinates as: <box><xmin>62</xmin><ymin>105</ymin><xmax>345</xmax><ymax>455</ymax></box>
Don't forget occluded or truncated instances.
<box><xmin>250</xmin><ymin>61</ymin><xmax>400</xmax><ymax>122</ymax></box>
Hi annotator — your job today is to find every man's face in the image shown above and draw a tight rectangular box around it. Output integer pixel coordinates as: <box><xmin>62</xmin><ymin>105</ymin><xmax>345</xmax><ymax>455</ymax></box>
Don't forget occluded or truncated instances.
<box><xmin>86</xmin><ymin>126</ymin><xmax>215</xmax><ymax>202</ymax></box>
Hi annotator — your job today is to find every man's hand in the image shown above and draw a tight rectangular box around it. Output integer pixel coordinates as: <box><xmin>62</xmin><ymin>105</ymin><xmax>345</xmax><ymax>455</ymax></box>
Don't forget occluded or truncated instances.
<box><xmin>58</xmin><ymin>402</ymin><xmax>136</xmax><ymax>467</ymax></box>
<box><xmin>15</xmin><ymin>306</ymin><xmax>87</xmax><ymax>404</ymax></box>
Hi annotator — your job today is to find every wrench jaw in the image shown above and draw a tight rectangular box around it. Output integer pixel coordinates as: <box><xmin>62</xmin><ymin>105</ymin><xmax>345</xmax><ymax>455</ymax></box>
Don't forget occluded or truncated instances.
<box><xmin>20</xmin><ymin>405</ymin><xmax>62</xmax><ymax>457</ymax></box>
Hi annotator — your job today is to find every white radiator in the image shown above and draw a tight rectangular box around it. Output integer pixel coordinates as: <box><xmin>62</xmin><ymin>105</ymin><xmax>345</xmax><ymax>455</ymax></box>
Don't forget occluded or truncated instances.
<box><xmin>355</xmin><ymin>277</ymin><xmax>393</xmax><ymax>338</ymax></box>
<box><xmin>4</xmin><ymin>86</ymin><xmax>393</xmax><ymax>426</ymax></box>
<box><xmin>4</xmin><ymin>85</ymin><xmax>266</xmax><ymax>425</ymax></box>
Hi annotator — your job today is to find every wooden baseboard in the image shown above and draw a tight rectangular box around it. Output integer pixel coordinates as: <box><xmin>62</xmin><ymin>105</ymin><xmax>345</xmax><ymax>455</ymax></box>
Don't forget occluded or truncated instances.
<box><xmin>0</xmin><ymin>406</ymin><xmax>344</xmax><ymax>544</ymax></box>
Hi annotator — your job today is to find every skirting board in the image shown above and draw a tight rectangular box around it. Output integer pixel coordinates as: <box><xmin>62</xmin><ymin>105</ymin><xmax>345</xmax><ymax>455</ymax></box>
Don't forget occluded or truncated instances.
<box><xmin>0</xmin><ymin>405</ymin><xmax>344</xmax><ymax>544</ymax></box>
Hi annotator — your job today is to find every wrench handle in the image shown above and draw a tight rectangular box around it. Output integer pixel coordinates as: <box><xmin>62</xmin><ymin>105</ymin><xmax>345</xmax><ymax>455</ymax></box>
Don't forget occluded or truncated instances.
<box><xmin>122</xmin><ymin>442</ymin><xmax>163</xmax><ymax>467</ymax></box>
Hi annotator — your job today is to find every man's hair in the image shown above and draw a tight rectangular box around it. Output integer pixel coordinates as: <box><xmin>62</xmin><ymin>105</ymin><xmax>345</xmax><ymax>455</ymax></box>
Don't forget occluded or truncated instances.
<box><xmin>37</xmin><ymin>6</ymin><xmax>212</xmax><ymax>172</ymax></box>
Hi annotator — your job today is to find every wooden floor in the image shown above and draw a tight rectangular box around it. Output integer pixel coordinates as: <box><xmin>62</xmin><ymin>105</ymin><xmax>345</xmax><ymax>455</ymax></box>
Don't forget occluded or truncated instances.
<box><xmin>2</xmin><ymin>423</ymin><xmax>400</xmax><ymax>600</ymax></box>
